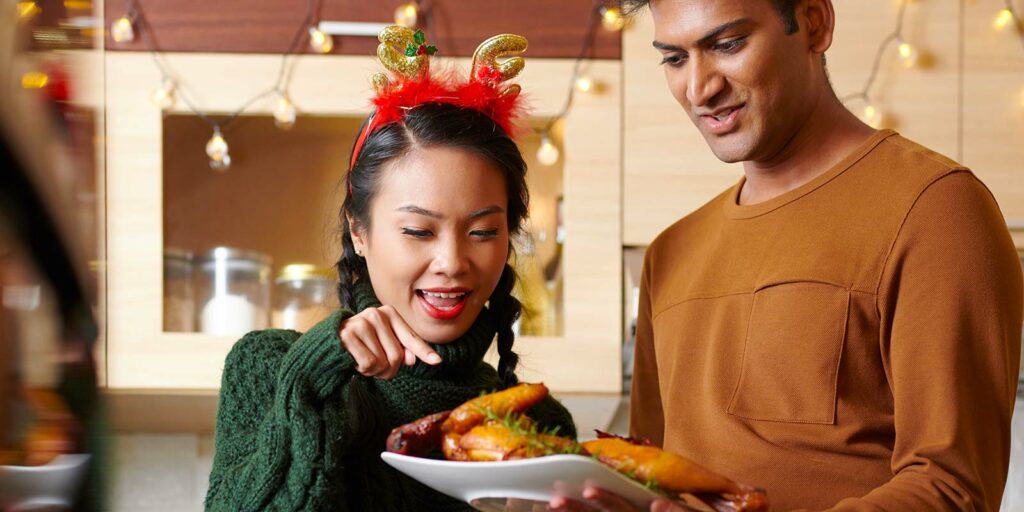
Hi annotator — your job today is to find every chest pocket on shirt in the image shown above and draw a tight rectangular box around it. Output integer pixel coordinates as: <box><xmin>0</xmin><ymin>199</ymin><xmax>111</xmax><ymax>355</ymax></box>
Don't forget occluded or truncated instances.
<box><xmin>727</xmin><ymin>281</ymin><xmax>849</xmax><ymax>424</ymax></box>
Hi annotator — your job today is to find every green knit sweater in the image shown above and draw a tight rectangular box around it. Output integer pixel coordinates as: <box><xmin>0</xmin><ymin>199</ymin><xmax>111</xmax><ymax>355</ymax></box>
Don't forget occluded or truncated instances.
<box><xmin>205</xmin><ymin>285</ymin><xmax>577</xmax><ymax>511</ymax></box>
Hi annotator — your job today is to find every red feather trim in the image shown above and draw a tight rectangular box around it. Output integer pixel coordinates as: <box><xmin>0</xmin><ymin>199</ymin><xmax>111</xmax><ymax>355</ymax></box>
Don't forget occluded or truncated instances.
<box><xmin>348</xmin><ymin>65</ymin><xmax>528</xmax><ymax>187</ymax></box>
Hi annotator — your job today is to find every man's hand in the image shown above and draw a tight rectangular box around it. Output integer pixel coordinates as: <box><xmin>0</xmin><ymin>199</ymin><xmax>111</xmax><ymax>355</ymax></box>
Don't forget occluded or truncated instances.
<box><xmin>337</xmin><ymin>305</ymin><xmax>442</xmax><ymax>379</ymax></box>
<box><xmin>547</xmin><ymin>486</ymin><xmax>691</xmax><ymax>512</ymax></box>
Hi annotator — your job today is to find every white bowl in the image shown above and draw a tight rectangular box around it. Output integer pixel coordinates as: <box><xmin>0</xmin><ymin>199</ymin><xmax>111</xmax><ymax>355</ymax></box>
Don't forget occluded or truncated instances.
<box><xmin>0</xmin><ymin>454</ymin><xmax>90</xmax><ymax>511</ymax></box>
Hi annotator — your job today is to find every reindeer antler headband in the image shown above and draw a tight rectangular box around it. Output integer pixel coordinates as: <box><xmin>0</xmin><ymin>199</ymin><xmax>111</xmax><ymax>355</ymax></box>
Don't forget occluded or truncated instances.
<box><xmin>348</xmin><ymin>26</ymin><xmax>529</xmax><ymax>172</ymax></box>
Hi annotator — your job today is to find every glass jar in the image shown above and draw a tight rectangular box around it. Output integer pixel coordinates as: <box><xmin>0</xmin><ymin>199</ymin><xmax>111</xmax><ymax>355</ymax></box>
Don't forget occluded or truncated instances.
<box><xmin>195</xmin><ymin>247</ymin><xmax>271</xmax><ymax>336</ymax></box>
<box><xmin>272</xmin><ymin>264</ymin><xmax>334</xmax><ymax>332</ymax></box>
<box><xmin>162</xmin><ymin>248</ymin><xmax>194</xmax><ymax>332</ymax></box>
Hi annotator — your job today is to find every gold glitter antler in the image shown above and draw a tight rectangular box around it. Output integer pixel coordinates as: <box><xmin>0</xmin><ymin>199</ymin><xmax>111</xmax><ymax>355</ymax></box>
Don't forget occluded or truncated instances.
<box><xmin>373</xmin><ymin>26</ymin><xmax>431</xmax><ymax>93</ymax></box>
<box><xmin>471</xmin><ymin>34</ymin><xmax>529</xmax><ymax>98</ymax></box>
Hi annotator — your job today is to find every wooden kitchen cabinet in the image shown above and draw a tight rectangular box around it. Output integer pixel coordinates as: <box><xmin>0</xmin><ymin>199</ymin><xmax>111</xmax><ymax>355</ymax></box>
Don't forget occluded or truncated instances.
<box><xmin>104</xmin><ymin>51</ymin><xmax>623</xmax><ymax>393</ymax></box>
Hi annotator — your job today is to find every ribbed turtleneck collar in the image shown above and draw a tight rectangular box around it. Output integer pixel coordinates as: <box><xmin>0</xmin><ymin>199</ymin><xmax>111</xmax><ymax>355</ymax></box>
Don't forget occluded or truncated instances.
<box><xmin>351</xmin><ymin>280</ymin><xmax>496</xmax><ymax>380</ymax></box>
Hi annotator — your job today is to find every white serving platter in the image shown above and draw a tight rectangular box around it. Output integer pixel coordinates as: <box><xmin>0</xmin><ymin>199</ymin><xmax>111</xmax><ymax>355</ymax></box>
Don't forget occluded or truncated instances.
<box><xmin>381</xmin><ymin>452</ymin><xmax>703</xmax><ymax>511</ymax></box>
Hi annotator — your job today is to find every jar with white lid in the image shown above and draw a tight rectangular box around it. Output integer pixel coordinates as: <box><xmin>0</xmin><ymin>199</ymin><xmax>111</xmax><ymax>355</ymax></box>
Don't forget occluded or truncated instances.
<box><xmin>195</xmin><ymin>247</ymin><xmax>271</xmax><ymax>336</ymax></box>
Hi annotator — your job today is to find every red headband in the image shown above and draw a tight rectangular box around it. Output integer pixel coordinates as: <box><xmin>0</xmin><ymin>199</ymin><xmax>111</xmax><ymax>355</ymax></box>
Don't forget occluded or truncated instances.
<box><xmin>348</xmin><ymin>27</ymin><xmax>529</xmax><ymax>193</ymax></box>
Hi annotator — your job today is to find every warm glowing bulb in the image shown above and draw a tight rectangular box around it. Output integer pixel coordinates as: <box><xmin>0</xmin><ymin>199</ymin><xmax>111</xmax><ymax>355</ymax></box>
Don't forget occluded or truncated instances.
<box><xmin>150</xmin><ymin>78</ymin><xmax>175</xmax><ymax>110</ymax></box>
<box><xmin>111</xmin><ymin>15</ymin><xmax>134</xmax><ymax>43</ymax></box>
<box><xmin>309</xmin><ymin>27</ymin><xmax>334</xmax><ymax>53</ymax></box>
<box><xmin>20</xmin><ymin>71</ymin><xmax>48</xmax><ymax>89</ymax></box>
<box><xmin>274</xmin><ymin>95</ymin><xmax>297</xmax><ymax>130</ymax></box>
<box><xmin>206</xmin><ymin>130</ymin><xmax>231</xmax><ymax>171</ymax></box>
<box><xmin>575</xmin><ymin>75</ymin><xmax>595</xmax><ymax>93</ymax></box>
<box><xmin>601</xmin><ymin>7</ymin><xmax>626</xmax><ymax>31</ymax></box>
<box><xmin>537</xmin><ymin>136</ymin><xmax>560</xmax><ymax>166</ymax></box>
<box><xmin>17</xmin><ymin>1</ymin><xmax>41</xmax><ymax>20</ymax></box>
<box><xmin>862</xmin><ymin>104</ymin><xmax>882</xmax><ymax>128</ymax></box>
<box><xmin>994</xmin><ymin>9</ymin><xmax>1014</xmax><ymax>30</ymax></box>
<box><xmin>394</xmin><ymin>3</ymin><xmax>418</xmax><ymax>28</ymax></box>
<box><xmin>897</xmin><ymin>41</ymin><xmax>918</xmax><ymax>68</ymax></box>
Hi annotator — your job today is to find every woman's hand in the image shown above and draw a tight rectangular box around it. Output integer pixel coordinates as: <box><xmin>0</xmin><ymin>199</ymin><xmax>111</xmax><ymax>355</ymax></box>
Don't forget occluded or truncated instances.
<box><xmin>338</xmin><ymin>305</ymin><xmax>442</xmax><ymax>379</ymax></box>
<box><xmin>548</xmin><ymin>486</ymin><xmax>690</xmax><ymax>512</ymax></box>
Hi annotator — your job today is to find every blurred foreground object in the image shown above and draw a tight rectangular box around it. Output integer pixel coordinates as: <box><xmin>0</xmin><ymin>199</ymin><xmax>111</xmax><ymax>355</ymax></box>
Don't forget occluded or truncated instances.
<box><xmin>0</xmin><ymin>0</ymin><xmax>104</xmax><ymax>510</ymax></box>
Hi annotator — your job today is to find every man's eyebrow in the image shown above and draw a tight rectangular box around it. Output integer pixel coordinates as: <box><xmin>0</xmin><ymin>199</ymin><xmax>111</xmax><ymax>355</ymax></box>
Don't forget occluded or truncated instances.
<box><xmin>652</xmin><ymin>18</ymin><xmax>752</xmax><ymax>51</ymax></box>
<box><xmin>652</xmin><ymin>40</ymin><xmax>684</xmax><ymax>52</ymax></box>
<box><xmin>696</xmin><ymin>18</ymin><xmax>751</xmax><ymax>47</ymax></box>
<box><xmin>469</xmin><ymin>205</ymin><xmax>504</xmax><ymax>219</ymax></box>
<box><xmin>396</xmin><ymin>205</ymin><xmax>442</xmax><ymax>219</ymax></box>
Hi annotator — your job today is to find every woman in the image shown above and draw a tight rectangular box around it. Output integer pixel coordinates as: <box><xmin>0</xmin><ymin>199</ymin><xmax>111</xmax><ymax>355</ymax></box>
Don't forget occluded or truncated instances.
<box><xmin>205</xmin><ymin>28</ymin><xmax>576</xmax><ymax>511</ymax></box>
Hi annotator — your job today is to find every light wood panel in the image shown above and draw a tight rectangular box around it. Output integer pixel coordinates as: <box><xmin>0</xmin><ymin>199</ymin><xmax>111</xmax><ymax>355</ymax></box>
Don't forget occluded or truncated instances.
<box><xmin>623</xmin><ymin>1</ymin><xmax>962</xmax><ymax>246</ymax></box>
<box><xmin>963</xmin><ymin>0</ymin><xmax>1024</xmax><ymax>223</ymax></box>
<box><xmin>105</xmin><ymin>52</ymin><xmax>622</xmax><ymax>392</ymax></box>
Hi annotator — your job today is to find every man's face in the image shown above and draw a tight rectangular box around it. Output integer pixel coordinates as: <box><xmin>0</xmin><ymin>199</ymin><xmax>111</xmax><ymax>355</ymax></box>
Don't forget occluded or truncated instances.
<box><xmin>650</xmin><ymin>0</ymin><xmax>817</xmax><ymax>164</ymax></box>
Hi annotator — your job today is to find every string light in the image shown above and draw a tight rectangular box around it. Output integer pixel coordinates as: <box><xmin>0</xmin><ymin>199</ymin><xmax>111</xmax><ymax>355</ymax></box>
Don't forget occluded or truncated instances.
<box><xmin>110</xmin><ymin>14</ymin><xmax>134</xmax><ymax>43</ymax></box>
<box><xmin>394</xmin><ymin>2</ymin><xmax>419</xmax><ymax>28</ymax></box>
<box><xmin>841</xmin><ymin>0</ymin><xmax>910</xmax><ymax>128</ymax></box>
<box><xmin>994</xmin><ymin>8</ymin><xmax>1014</xmax><ymax>31</ymax></box>
<box><xmin>536</xmin><ymin>134</ymin><xmax>561</xmax><ymax>166</ymax></box>
<box><xmin>125</xmin><ymin>0</ymin><xmax>605</xmax><ymax>171</ymax></box>
<box><xmin>274</xmin><ymin>94</ymin><xmax>297</xmax><ymax>129</ymax></box>
<box><xmin>125</xmin><ymin>0</ymin><xmax>319</xmax><ymax>171</ymax></box>
<box><xmin>575</xmin><ymin>75</ymin><xmax>595</xmax><ymax>93</ymax></box>
<box><xmin>862</xmin><ymin>102</ymin><xmax>882</xmax><ymax>128</ymax></box>
<box><xmin>206</xmin><ymin>128</ymin><xmax>231</xmax><ymax>171</ymax></box>
<box><xmin>600</xmin><ymin>6</ymin><xmax>626</xmax><ymax>31</ymax></box>
<box><xmin>534</xmin><ymin>3</ymin><xmax>603</xmax><ymax>166</ymax></box>
<box><xmin>896</xmin><ymin>39</ymin><xmax>918</xmax><ymax>68</ymax></box>
<box><xmin>150</xmin><ymin>78</ymin><xmax>175</xmax><ymax>110</ymax></box>
<box><xmin>994</xmin><ymin>1</ymin><xmax>1024</xmax><ymax>54</ymax></box>
<box><xmin>308</xmin><ymin>26</ymin><xmax>333</xmax><ymax>53</ymax></box>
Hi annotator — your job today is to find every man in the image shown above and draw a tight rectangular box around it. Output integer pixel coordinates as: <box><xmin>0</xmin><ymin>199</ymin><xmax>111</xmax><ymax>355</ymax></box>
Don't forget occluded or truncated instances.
<box><xmin>551</xmin><ymin>0</ymin><xmax>1023</xmax><ymax>510</ymax></box>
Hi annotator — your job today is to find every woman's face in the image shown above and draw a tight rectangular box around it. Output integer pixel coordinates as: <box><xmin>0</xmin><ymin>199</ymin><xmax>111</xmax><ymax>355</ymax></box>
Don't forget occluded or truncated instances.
<box><xmin>350</xmin><ymin>145</ymin><xmax>511</xmax><ymax>344</ymax></box>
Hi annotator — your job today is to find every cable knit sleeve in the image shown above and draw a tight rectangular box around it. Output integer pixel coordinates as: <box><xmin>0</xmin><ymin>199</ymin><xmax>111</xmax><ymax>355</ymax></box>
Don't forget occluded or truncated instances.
<box><xmin>205</xmin><ymin>309</ymin><xmax>357</xmax><ymax>512</ymax></box>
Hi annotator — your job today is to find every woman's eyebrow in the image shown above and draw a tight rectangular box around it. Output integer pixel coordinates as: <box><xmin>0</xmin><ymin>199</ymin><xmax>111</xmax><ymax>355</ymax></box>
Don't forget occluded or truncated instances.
<box><xmin>396</xmin><ymin>205</ymin><xmax>443</xmax><ymax>219</ymax></box>
<box><xmin>469</xmin><ymin>205</ymin><xmax>504</xmax><ymax>219</ymax></box>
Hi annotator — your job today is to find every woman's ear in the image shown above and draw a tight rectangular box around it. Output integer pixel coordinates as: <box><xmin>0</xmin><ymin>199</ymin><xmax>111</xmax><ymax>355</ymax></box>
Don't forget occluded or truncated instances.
<box><xmin>347</xmin><ymin>213</ymin><xmax>367</xmax><ymax>256</ymax></box>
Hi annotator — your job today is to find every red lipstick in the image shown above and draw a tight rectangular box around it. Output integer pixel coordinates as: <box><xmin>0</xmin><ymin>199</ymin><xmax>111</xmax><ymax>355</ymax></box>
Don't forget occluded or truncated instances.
<box><xmin>416</xmin><ymin>288</ymin><xmax>471</xmax><ymax>320</ymax></box>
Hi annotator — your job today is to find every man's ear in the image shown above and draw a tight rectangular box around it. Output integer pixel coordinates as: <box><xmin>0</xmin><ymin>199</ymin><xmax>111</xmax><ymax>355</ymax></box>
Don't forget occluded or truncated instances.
<box><xmin>347</xmin><ymin>213</ymin><xmax>367</xmax><ymax>255</ymax></box>
<box><xmin>802</xmin><ymin>0</ymin><xmax>835</xmax><ymax>55</ymax></box>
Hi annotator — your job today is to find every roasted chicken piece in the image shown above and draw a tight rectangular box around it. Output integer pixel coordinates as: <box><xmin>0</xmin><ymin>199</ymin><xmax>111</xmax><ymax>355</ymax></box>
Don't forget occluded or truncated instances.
<box><xmin>583</xmin><ymin>433</ymin><xmax>768</xmax><ymax>512</ymax></box>
<box><xmin>456</xmin><ymin>423</ymin><xmax>581</xmax><ymax>461</ymax></box>
<box><xmin>386</xmin><ymin>382</ymin><xmax>572</xmax><ymax>460</ymax></box>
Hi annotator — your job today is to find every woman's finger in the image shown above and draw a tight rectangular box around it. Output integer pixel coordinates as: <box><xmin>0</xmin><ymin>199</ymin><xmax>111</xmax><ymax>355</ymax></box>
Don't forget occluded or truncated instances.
<box><xmin>580</xmin><ymin>486</ymin><xmax>643</xmax><ymax>511</ymax></box>
<box><xmin>548</xmin><ymin>496</ymin><xmax>597</xmax><ymax>511</ymax></box>
<box><xmin>361</xmin><ymin>308</ymin><xmax>405</xmax><ymax>379</ymax></box>
<box><xmin>348</xmin><ymin>319</ymin><xmax>387</xmax><ymax>375</ymax></box>
<box><xmin>379</xmin><ymin>306</ymin><xmax>442</xmax><ymax>365</ymax></box>
<box><xmin>338</xmin><ymin>322</ymin><xmax>376</xmax><ymax>374</ymax></box>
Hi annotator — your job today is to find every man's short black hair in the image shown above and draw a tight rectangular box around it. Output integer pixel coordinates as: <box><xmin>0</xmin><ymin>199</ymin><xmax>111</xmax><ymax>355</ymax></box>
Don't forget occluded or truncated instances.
<box><xmin>620</xmin><ymin>0</ymin><xmax>800</xmax><ymax>34</ymax></box>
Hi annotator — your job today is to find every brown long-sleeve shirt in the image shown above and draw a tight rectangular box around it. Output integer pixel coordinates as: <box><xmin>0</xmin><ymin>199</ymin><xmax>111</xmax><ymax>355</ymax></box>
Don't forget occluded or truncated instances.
<box><xmin>630</xmin><ymin>130</ymin><xmax>1023</xmax><ymax>511</ymax></box>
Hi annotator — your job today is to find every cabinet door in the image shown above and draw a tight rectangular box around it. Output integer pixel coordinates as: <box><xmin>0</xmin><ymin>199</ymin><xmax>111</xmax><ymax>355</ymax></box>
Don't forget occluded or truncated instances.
<box><xmin>105</xmin><ymin>53</ymin><xmax>623</xmax><ymax>392</ymax></box>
